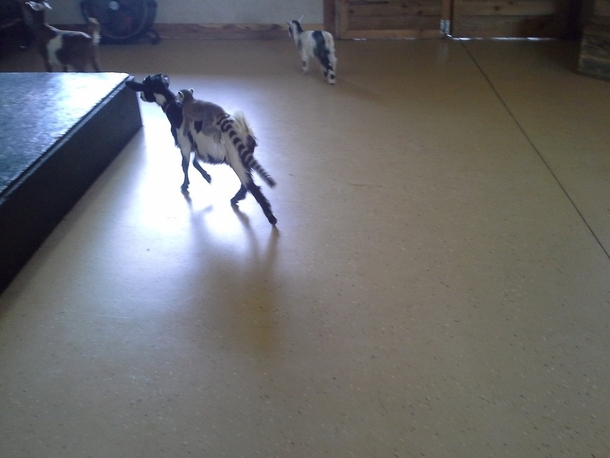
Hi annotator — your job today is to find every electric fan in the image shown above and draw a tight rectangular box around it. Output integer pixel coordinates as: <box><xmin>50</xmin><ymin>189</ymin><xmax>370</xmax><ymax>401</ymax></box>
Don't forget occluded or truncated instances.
<box><xmin>80</xmin><ymin>0</ymin><xmax>160</xmax><ymax>44</ymax></box>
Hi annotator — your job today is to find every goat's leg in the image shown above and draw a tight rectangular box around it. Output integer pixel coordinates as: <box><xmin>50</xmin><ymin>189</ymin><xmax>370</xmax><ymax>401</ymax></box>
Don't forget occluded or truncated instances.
<box><xmin>319</xmin><ymin>55</ymin><xmax>336</xmax><ymax>84</ymax></box>
<box><xmin>225</xmin><ymin>137</ymin><xmax>276</xmax><ymax>224</ymax></box>
<box><xmin>300</xmin><ymin>53</ymin><xmax>309</xmax><ymax>73</ymax></box>
<box><xmin>230</xmin><ymin>185</ymin><xmax>248</xmax><ymax>206</ymax></box>
<box><xmin>328</xmin><ymin>55</ymin><xmax>337</xmax><ymax>84</ymax></box>
<box><xmin>91</xmin><ymin>56</ymin><xmax>101</xmax><ymax>72</ymax></box>
<box><xmin>321</xmin><ymin>61</ymin><xmax>328</xmax><ymax>78</ymax></box>
<box><xmin>247</xmin><ymin>181</ymin><xmax>277</xmax><ymax>226</ymax></box>
<box><xmin>192</xmin><ymin>157</ymin><xmax>212</xmax><ymax>184</ymax></box>
<box><xmin>326</xmin><ymin>61</ymin><xmax>336</xmax><ymax>84</ymax></box>
<box><xmin>230</xmin><ymin>167</ymin><xmax>276</xmax><ymax>224</ymax></box>
<box><xmin>180</xmin><ymin>155</ymin><xmax>190</xmax><ymax>191</ymax></box>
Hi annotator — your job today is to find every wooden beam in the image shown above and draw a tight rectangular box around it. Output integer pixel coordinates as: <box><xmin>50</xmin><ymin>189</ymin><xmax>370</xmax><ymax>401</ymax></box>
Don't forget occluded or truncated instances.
<box><xmin>324</xmin><ymin>0</ymin><xmax>337</xmax><ymax>34</ymax></box>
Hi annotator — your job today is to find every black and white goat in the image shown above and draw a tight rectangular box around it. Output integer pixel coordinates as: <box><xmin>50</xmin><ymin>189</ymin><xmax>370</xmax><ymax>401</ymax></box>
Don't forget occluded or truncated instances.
<box><xmin>287</xmin><ymin>16</ymin><xmax>337</xmax><ymax>84</ymax></box>
<box><xmin>125</xmin><ymin>74</ymin><xmax>278</xmax><ymax>226</ymax></box>
<box><xmin>25</xmin><ymin>1</ymin><xmax>100</xmax><ymax>72</ymax></box>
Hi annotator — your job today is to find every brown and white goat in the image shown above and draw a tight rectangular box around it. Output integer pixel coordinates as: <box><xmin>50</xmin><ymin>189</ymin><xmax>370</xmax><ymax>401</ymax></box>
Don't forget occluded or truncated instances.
<box><xmin>25</xmin><ymin>1</ymin><xmax>100</xmax><ymax>72</ymax></box>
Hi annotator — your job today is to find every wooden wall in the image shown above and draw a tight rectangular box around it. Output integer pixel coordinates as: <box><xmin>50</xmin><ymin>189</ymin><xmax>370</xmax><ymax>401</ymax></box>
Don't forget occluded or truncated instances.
<box><xmin>451</xmin><ymin>0</ymin><xmax>573</xmax><ymax>37</ymax></box>
<box><xmin>327</xmin><ymin>0</ymin><xmax>584</xmax><ymax>38</ymax></box>
<box><xmin>334</xmin><ymin>0</ymin><xmax>446</xmax><ymax>39</ymax></box>
<box><xmin>578</xmin><ymin>0</ymin><xmax>610</xmax><ymax>79</ymax></box>
<box><xmin>590</xmin><ymin>0</ymin><xmax>610</xmax><ymax>17</ymax></box>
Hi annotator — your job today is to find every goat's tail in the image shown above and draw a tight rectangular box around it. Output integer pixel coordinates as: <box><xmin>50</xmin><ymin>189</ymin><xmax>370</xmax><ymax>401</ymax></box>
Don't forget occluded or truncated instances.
<box><xmin>88</xmin><ymin>18</ymin><xmax>101</xmax><ymax>45</ymax></box>
<box><xmin>218</xmin><ymin>114</ymin><xmax>276</xmax><ymax>189</ymax></box>
<box><xmin>232</xmin><ymin>111</ymin><xmax>257</xmax><ymax>152</ymax></box>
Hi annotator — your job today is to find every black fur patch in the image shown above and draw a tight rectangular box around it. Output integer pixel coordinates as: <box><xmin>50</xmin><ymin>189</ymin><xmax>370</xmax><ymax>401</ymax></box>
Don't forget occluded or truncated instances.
<box><xmin>292</xmin><ymin>20</ymin><xmax>303</xmax><ymax>34</ymax></box>
<box><xmin>312</xmin><ymin>31</ymin><xmax>326</xmax><ymax>60</ymax></box>
<box><xmin>164</xmin><ymin>101</ymin><xmax>183</xmax><ymax>145</ymax></box>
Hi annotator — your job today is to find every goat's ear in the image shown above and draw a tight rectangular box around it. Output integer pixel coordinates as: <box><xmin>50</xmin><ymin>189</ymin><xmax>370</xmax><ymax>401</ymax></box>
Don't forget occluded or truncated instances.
<box><xmin>43</xmin><ymin>2</ymin><xmax>52</xmax><ymax>10</ymax></box>
<box><xmin>26</xmin><ymin>2</ymin><xmax>44</xmax><ymax>11</ymax></box>
<box><xmin>161</xmin><ymin>74</ymin><xmax>170</xmax><ymax>87</ymax></box>
<box><xmin>125</xmin><ymin>79</ymin><xmax>144</xmax><ymax>91</ymax></box>
<box><xmin>189</xmin><ymin>88</ymin><xmax>194</xmax><ymax>95</ymax></box>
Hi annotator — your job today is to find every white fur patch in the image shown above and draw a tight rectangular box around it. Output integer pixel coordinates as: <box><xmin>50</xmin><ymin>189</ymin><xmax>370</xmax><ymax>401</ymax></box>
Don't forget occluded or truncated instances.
<box><xmin>47</xmin><ymin>36</ymin><xmax>63</xmax><ymax>66</ymax></box>
<box><xmin>153</xmin><ymin>93</ymin><xmax>167</xmax><ymax>106</ymax></box>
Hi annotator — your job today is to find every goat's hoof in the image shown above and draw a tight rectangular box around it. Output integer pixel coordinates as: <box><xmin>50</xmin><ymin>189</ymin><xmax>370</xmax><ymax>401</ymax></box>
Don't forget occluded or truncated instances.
<box><xmin>264</xmin><ymin>211</ymin><xmax>277</xmax><ymax>225</ymax></box>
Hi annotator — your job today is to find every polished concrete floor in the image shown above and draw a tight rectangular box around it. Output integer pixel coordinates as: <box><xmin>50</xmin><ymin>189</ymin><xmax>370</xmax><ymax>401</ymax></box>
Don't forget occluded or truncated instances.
<box><xmin>1</xmin><ymin>37</ymin><xmax>610</xmax><ymax>457</ymax></box>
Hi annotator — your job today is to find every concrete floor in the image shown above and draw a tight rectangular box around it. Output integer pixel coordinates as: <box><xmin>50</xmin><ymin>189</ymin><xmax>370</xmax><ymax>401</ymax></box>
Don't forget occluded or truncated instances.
<box><xmin>1</xmin><ymin>37</ymin><xmax>609</xmax><ymax>457</ymax></box>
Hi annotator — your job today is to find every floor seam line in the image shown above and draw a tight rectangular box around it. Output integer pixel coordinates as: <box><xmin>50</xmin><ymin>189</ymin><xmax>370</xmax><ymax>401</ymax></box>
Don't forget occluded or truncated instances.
<box><xmin>460</xmin><ymin>41</ymin><xmax>610</xmax><ymax>261</ymax></box>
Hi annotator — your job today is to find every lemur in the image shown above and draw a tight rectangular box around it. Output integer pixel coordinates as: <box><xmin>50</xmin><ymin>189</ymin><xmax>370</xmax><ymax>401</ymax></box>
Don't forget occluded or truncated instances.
<box><xmin>177</xmin><ymin>88</ymin><xmax>223</xmax><ymax>143</ymax></box>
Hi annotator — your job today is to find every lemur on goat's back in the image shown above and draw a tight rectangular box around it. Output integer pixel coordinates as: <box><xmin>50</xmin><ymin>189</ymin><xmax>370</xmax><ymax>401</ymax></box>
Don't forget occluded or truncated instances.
<box><xmin>25</xmin><ymin>1</ymin><xmax>100</xmax><ymax>72</ymax></box>
<box><xmin>125</xmin><ymin>75</ymin><xmax>278</xmax><ymax>225</ymax></box>
<box><xmin>177</xmin><ymin>88</ymin><xmax>276</xmax><ymax>192</ymax></box>
<box><xmin>177</xmin><ymin>88</ymin><xmax>224</xmax><ymax>143</ymax></box>
<box><xmin>287</xmin><ymin>16</ymin><xmax>337</xmax><ymax>84</ymax></box>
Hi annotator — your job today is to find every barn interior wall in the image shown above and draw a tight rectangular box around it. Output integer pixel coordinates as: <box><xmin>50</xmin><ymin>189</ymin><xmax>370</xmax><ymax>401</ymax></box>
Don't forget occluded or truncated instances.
<box><xmin>43</xmin><ymin>0</ymin><xmax>323</xmax><ymax>26</ymax></box>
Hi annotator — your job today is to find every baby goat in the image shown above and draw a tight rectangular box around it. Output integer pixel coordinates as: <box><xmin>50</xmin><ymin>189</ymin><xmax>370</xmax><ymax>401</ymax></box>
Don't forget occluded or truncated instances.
<box><xmin>125</xmin><ymin>74</ymin><xmax>277</xmax><ymax>225</ymax></box>
<box><xmin>25</xmin><ymin>1</ymin><xmax>100</xmax><ymax>72</ymax></box>
<box><xmin>287</xmin><ymin>16</ymin><xmax>337</xmax><ymax>84</ymax></box>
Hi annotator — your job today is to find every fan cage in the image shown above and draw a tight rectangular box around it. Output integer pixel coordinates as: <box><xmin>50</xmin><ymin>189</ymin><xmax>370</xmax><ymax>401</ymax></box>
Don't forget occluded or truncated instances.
<box><xmin>80</xmin><ymin>0</ymin><xmax>158</xmax><ymax>44</ymax></box>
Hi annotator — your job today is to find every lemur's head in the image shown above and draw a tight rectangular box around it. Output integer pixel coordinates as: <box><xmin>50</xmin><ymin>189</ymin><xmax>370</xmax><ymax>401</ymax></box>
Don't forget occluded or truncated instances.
<box><xmin>177</xmin><ymin>89</ymin><xmax>194</xmax><ymax>103</ymax></box>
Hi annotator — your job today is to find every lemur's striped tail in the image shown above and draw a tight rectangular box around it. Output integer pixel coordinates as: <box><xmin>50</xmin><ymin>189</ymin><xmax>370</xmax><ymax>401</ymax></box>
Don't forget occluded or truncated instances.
<box><xmin>249</xmin><ymin>158</ymin><xmax>277</xmax><ymax>188</ymax></box>
<box><xmin>218</xmin><ymin>114</ymin><xmax>276</xmax><ymax>188</ymax></box>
